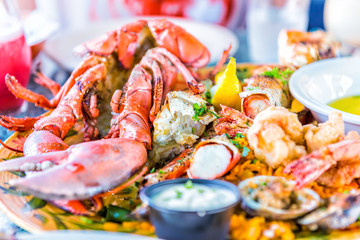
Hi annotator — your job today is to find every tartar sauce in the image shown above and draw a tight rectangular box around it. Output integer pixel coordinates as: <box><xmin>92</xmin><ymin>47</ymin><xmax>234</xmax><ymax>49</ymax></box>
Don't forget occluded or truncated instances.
<box><xmin>152</xmin><ymin>180</ymin><xmax>237</xmax><ymax>211</ymax></box>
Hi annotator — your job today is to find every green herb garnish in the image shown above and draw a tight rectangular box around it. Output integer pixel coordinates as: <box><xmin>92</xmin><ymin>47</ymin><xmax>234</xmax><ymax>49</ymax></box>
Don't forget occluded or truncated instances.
<box><xmin>226</xmin><ymin>134</ymin><xmax>252</xmax><ymax>158</ymax></box>
<box><xmin>261</xmin><ymin>182</ymin><xmax>267</xmax><ymax>186</ymax></box>
<box><xmin>184</xmin><ymin>180</ymin><xmax>193</xmax><ymax>189</ymax></box>
<box><xmin>198</xmin><ymin>189</ymin><xmax>205</xmax><ymax>194</ymax></box>
<box><xmin>191</xmin><ymin>127</ymin><xmax>195</xmax><ymax>134</ymax></box>
<box><xmin>150</xmin><ymin>167</ymin><xmax>155</xmax><ymax>173</ymax></box>
<box><xmin>251</xmin><ymin>159</ymin><xmax>258</xmax><ymax>164</ymax></box>
<box><xmin>175</xmin><ymin>190</ymin><xmax>183</xmax><ymax>198</ymax></box>
<box><xmin>246</xmin><ymin>86</ymin><xmax>260</xmax><ymax>91</ymax></box>
<box><xmin>245</xmin><ymin>120</ymin><xmax>250</xmax><ymax>126</ymax></box>
<box><xmin>193</xmin><ymin>103</ymin><xmax>220</xmax><ymax>122</ymax></box>
<box><xmin>159</xmin><ymin>170</ymin><xmax>165</xmax><ymax>174</ymax></box>
<box><xmin>204</xmin><ymin>91</ymin><xmax>212</xmax><ymax>103</ymax></box>
<box><xmin>261</xmin><ymin>67</ymin><xmax>294</xmax><ymax>85</ymax></box>
<box><xmin>235</xmin><ymin>133</ymin><xmax>245</xmax><ymax>138</ymax></box>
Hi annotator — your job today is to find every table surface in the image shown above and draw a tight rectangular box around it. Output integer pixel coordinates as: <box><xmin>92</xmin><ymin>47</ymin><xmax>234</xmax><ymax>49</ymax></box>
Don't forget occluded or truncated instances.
<box><xmin>0</xmin><ymin>28</ymin><xmax>249</xmax><ymax>236</ymax></box>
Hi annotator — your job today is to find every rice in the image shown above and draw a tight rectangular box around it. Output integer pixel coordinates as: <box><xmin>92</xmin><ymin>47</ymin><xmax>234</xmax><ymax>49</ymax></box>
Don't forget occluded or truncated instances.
<box><xmin>230</xmin><ymin>213</ymin><xmax>295</xmax><ymax>240</ymax></box>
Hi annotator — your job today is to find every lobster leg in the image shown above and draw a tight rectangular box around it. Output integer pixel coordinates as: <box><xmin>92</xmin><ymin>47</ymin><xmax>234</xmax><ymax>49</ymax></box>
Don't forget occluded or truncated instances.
<box><xmin>5</xmin><ymin>75</ymin><xmax>53</xmax><ymax>109</ymax></box>
<box><xmin>147</xmin><ymin>50</ymin><xmax>177</xmax><ymax>102</ymax></box>
<box><xmin>33</xmin><ymin>65</ymin><xmax>61</xmax><ymax>96</ymax></box>
<box><xmin>110</xmin><ymin>89</ymin><xmax>122</xmax><ymax>113</ymax></box>
<box><xmin>144</xmin><ymin>148</ymin><xmax>193</xmax><ymax>186</ymax></box>
<box><xmin>149</xmin><ymin>48</ymin><xmax>205</xmax><ymax>94</ymax></box>
<box><xmin>4</xmin><ymin>56</ymin><xmax>105</xmax><ymax>110</ymax></box>
<box><xmin>140</xmin><ymin>56</ymin><xmax>163</xmax><ymax>123</ymax></box>
<box><xmin>147</xmin><ymin>19</ymin><xmax>210</xmax><ymax>68</ymax></box>
<box><xmin>0</xmin><ymin>115</ymin><xmax>41</xmax><ymax>132</ymax></box>
<box><xmin>34</xmin><ymin>64</ymin><xmax>106</xmax><ymax>139</ymax></box>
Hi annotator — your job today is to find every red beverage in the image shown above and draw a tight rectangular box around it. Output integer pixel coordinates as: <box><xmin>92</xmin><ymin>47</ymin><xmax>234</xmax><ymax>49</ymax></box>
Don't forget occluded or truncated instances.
<box><xmin>0</xmin><ymin>22</ymin><xmax>31</xmax><ymax>113</ymax></box>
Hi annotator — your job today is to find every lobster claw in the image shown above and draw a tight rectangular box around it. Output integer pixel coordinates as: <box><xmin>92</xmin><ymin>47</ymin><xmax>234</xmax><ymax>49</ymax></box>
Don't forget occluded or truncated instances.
<box><xmin>0</xmin><ymin>138</ymin><xmax>147</xmax><ymax>200</ymax></box>
<box><xmin>148</xmin><ymin>19</ymin><xmax>210</xmax><ymax>68</ymax></box>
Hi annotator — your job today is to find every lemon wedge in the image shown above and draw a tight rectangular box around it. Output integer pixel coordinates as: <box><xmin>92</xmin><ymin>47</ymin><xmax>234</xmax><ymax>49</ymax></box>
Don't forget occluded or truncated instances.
<box><xmin>290</xmin><ymin>99</ymin><xmax>304</xmax><ymax>113</ymax></box>
<box><xmin>210</xmin><ymin>57</ymin><xmax>242</xmax><ymax>110</ymax></box>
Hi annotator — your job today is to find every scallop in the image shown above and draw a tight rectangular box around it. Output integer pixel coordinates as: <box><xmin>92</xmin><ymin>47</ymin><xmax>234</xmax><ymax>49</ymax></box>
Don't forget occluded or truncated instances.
<box><xmin>238</xmin><ymin>176</ymin><xmax>320</xmax><ymax>220</ymax></box>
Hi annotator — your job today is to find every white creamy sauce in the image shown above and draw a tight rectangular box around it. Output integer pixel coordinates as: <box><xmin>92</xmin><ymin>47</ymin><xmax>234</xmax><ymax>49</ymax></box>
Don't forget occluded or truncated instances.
<box><xmin>152</xmin><ymin>182</ymin><xmax>236</xmax><ymax>211</ymax></box>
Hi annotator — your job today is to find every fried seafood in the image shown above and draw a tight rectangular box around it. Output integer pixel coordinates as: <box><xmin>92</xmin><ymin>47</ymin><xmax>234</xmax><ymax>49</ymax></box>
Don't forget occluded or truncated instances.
<box><xmin>285</xmin><ymin>139</ymin><xmax>360</xmax><ymax>188</ymax></box>
<box><xmin>278</xmin><ymin>30</ymin><xmax>340</xmax><ymax>68</ymax></box>
<box><xmin>304</xmin><ymin>111</ymin><xmax>344</xmax><ymax>152</ymax></box>
<box><xmin>239</xmin><ymin>67</ymin><xmax>293</xmax><ymax>119</ymax></box>
<box><xmin>238</xmin><ymin>176</ymin><xmax>320</xmax><ymax>220</ymax></box>
<box><xmin>298</xmin><ymin>190</ymin><xmax>360</xmax><ymax>230</ymax></box>
<box><xmin>247</xmin><ymin>107</ymin><xmax>306</xmax><ymax>168</ymax></box>
<box><xmin>188</xmin><ymin>135</ymin><xmax>241</xmax><ymax>179</ymax></box>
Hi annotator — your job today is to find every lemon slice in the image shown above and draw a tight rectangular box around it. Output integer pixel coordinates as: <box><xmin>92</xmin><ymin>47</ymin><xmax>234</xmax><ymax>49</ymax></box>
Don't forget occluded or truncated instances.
<box><xmin>211</xmin><ymin>57</ymin><xmax>242</xmax><ymax>110</ymax></box>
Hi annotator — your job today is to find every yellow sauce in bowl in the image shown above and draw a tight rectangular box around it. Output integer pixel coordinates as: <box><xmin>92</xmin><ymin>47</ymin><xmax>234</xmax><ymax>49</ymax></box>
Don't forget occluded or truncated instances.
<box><xmin>328</xmin><ymin>95</ymin><xmax>360</xmax><ymax>115</ymax></box>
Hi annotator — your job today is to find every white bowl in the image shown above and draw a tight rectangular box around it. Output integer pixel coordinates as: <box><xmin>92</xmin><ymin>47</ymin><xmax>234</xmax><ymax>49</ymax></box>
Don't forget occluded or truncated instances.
<box><xmin>289</xmin><ymin>57</ymin><xmax>360</xmax><ymax>132</ymax></box>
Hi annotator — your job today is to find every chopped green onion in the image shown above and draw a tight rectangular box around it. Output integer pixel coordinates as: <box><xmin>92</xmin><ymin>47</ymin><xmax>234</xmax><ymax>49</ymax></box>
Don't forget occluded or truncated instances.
<box><xmin>184</xmin><ymin>180</ymin><xmax>193</xmax><ymax>189</ymax></box>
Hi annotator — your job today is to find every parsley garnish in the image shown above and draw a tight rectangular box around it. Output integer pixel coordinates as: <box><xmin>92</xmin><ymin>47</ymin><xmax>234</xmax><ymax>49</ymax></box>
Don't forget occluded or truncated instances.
<box><xmin>261</xmin><ymin>67</ymin><xmax>294</xmax><ymax>85</ymax></box>
<box><xmin>204</xmin><ymin>91</ymin><xmax>212</xmax><ymax>103</ymax></box>
<box><xmin>235</xmin><ymin>133</ymin><xmax>245</xmax><ymax>138</ymax></box>
<box><xmin>192</xmin><ymin>103</ymin><xmax>220</xmax><ymax>122</ymax></box>
<box><xmin>261</xmin><ymin>182</ymin><xmax>267</xmax><ymax>186</ymax></box>
<box><xmin>175</xmin><ymin>190</ymin><xmax>183</xmax><ymax>198</ymax></box>
<box><xmin>226</xmin><ymin>133</ymin><xmax>251</xmax><ymax>158</ymax></box>
<box><xmin>246</xmin><ymin>86</ymin><xmax>260</xmax><ymax>91</ymax></box>
<box><xmin>184</xmin><ymin>180</ymin><xmax>193</xmax><ymax>189</ymax></box>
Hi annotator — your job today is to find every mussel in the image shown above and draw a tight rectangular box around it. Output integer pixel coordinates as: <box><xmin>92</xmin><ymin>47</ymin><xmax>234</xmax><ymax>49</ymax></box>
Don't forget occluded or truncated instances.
<box><xmin>238</xmin><ymin>176</ymin><xmax>320</xmax><ymax>220</ymax></box>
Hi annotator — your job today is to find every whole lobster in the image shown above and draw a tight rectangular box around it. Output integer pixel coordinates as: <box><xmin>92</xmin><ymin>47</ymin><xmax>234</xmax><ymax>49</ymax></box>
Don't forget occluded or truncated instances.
<box><xmin>0</xmin><ymin>19</ymin><xmax>215</xmax><ymax>215</ymax></box>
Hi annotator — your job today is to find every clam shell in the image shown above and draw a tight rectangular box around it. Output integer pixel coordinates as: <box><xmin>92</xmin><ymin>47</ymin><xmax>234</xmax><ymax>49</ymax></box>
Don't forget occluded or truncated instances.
<box><xmin>238</xmin><ymin>175</ymin><xmax>320</xmax><ymax>220</ymax></box>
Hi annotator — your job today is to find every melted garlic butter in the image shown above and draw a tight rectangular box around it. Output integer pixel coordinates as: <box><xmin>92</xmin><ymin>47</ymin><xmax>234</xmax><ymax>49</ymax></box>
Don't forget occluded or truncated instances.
<box><xmin>152</xmin><ymin>181</ymin><xmax>237</xmax><ymax>211</ymax></box>
<box><xmin>328</xmin><ymin>95</ymin><xmax>360</xmax><ymax>115</ymax></box>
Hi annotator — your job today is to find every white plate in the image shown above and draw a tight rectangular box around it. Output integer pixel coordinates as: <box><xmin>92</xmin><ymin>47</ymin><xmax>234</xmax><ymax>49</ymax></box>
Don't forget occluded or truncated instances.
<box><xmin>17</xmin><ymin>230</ymin><xmax>158</xmax><ymax>240</ymax></box>
<box><xmin>44</xmin><ymin>17</ymin><xmax>239</xmax><ymax>71</ymax></box>
<box><xmin>289</xmin><ymin>57</ymin><xmax>360</xmax><ymax>132</ymax></box>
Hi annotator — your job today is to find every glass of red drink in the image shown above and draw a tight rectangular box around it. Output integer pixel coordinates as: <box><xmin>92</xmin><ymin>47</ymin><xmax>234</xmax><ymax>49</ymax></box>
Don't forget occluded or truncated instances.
<box><xmin>0</xmin><ymin>0</ymin><xmax>31</xmax><ymax>114</ymax></box>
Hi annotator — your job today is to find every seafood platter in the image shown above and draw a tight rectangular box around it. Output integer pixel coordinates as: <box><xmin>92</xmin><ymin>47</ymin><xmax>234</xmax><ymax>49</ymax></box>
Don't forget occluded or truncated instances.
<box><xmin>1</xmin><ymin>19</ymin><xmax>360</xmax><ymax>239</ymax></box>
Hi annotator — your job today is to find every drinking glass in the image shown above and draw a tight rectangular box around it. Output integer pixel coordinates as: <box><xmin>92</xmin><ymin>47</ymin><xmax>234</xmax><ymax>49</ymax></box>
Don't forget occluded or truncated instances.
<box><xmin>247</xmin><ymin>0</ymin><xmax>310</xmax><ymax>63</ymax></box>
<box><xmin>0</xmin><ymin>0</ymin><xmax>31</xmax><ymax>114</ymax></box>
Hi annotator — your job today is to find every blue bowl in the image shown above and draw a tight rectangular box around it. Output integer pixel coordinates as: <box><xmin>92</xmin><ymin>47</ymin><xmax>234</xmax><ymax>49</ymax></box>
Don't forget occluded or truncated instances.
<box><xmin>140</xmin><ymin>179</ymin><xmax>241</xmax><ymax>240</ymax></box>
